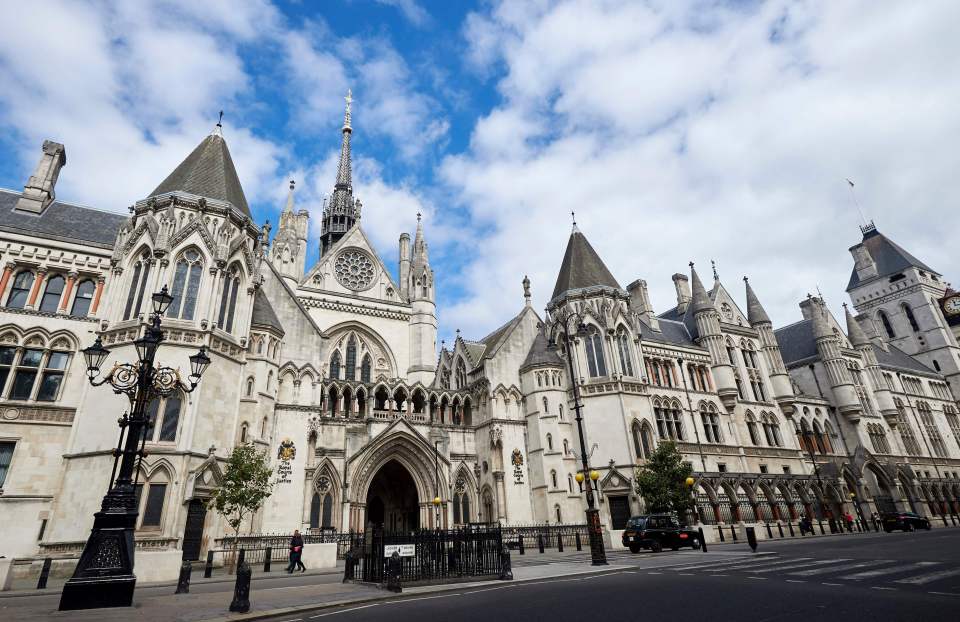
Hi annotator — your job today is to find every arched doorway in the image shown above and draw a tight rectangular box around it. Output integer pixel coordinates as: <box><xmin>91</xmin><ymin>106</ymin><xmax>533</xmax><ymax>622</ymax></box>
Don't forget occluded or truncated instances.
<box><xmin>366</xmin><ymin>460</ymin><xmax>420</xmax><ymax>532</ymax></box>
<box><xmin>863</xmin><ymin>464</ymin><xmax>897</xmax><ymax>514</ymax></box>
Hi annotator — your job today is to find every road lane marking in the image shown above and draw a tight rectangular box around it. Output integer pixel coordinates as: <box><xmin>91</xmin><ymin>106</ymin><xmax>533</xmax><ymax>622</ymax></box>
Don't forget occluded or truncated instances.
<box><xmin>712</xmin><ymin>574</ymin><xmax>728</xmax><ymax>577</ymax></box>
<box><xmin>309</xmin><ymin>604</ymin><xmax>378</xmax><ymax>618</ymax></box>
<box><xmin>843</xmin><ymin>561</ymin><xmax>940</xmax><ymax>580</ymax></box>
<box><xmin>894</xmin><ymin>568</ymin><xmax>960</xmax><ymax>585</ymax></box>
<box><xmin>785</xmin><ymin>580</ymin><xmax>806</xmax><ymax>583</ymax></box>
<box><xmin>747</xmin><ymin>577</ymin><xmax>767</xmax><ymax>580</ymax></box>
<box><xmin>871</xmin><ymin>587</ymin><xmax>897</xmax><ymax>591</ymax></box>
<box><xmin>787</xmin><ymin>560</ymin><xmax>894</xmax><ymax>577</ymax></box>
<box><xmin>391</xmin><ymin>594</ymin><xmax>462</xmax><ymax>603</ymax></box>
<box><xmin>747</xmin><ymin>559</ymin><xmax>852</xmax><ymax>574</ymax></box>
<box><xmin>462</xmin><ymin>586</ymin><xmax>517</xmax><ymax>595</ymax></box>
<box><xmin>702</xmin><ymin>557</ymin><xmax>814</xmax><ymax>572</ymax></box>
<box><xmin>929</xmin><ymin>591</ymin><xmax>960</xmax><ymax>597</ymax></box>
<box><xmin>670</xmin><ymin>557</ymin><xmax>783</xmax><ymax>571</ymax></box>
<box><xmin>647</xmin><ymin>572</ymin><xmax>662</xmax><ymax>575</ymax></box>
<box><xmin>821</xmin><ymin>583</ymin><xmax>842</xmax><ymax>586</ymax></box>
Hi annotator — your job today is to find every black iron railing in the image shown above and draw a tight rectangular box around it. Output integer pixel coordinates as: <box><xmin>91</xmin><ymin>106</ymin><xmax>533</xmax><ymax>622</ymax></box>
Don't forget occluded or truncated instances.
<box><xmin>499</xmin><ymin>523</ymin><xmax>588</xmax><ymax>549</ymax></box>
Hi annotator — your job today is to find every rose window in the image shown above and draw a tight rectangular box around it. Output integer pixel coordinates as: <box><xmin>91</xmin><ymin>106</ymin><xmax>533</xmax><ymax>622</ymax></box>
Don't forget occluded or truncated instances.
<box><xmin>334</xmin><ymin>249</ymin><xmax>376</xmax><ymax>290</ymax></box>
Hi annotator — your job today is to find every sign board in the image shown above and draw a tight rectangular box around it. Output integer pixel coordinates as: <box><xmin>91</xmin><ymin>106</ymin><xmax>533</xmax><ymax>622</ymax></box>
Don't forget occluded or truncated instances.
<box><xmin>383</xmin><ymin>544</ymin><xmax>415</xmax><ymax>557</ymax></box>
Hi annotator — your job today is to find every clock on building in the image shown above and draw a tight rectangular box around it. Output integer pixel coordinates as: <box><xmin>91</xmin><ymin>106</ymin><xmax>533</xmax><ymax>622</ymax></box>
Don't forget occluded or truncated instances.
<box><xmin>938</xmin><ymin>290</ymin><xmax>960</xmax><ymax>327</ymax></box>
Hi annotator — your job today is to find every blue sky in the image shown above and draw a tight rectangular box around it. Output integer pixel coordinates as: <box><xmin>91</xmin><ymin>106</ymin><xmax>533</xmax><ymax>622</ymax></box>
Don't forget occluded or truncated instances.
<box><xmin>1</xmin><ymin>1</ymin><xmax>959</xmax><ymax>346</ymax></box>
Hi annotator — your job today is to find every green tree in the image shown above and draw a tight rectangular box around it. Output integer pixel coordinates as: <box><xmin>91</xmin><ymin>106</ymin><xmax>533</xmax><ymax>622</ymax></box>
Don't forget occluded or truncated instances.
<box><xmin>209</xmin><ymin>443</ymin><xmax>274</xmax><ymax>570</ymax></box>
<box><xmin>633</xmin><ymin>441</ymin><xmax>695</xmax><ymax>520</ymax></box>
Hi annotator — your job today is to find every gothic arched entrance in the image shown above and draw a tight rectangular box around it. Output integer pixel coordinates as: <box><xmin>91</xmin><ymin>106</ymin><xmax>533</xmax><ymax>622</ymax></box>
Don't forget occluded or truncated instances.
<box><xmin>366</xmin><ymin>460</ymin><xmax>420</xmax><ymax>532</ymax></box>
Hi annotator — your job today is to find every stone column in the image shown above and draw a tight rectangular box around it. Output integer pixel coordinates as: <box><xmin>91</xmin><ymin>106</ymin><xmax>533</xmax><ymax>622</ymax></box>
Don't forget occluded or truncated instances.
<box><xmin>25</xmin><ymin>267</ymin><xmax>48</xmax><ymax>309</ymax></box>
<box><xmin>494</xmin><ymin>471</ymin><xmax>507</xmax><ymax>522</ymax></box>
<box><xmin>90</xmin><ymin>276</ymin><xmax>106</xmax><ymax>315</ymax></box>
<box><xmin>0</xmin><ymin>262</ymin><xmax>15</xmax><ymax>302</ymax></box>
<box><xmin>58</xmin><ymin>271</ymin><xmax>78</xmax><ymax>313</ymax></box>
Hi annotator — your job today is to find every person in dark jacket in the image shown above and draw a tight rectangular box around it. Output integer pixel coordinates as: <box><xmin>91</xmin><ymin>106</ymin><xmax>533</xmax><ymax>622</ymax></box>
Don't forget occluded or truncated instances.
<box><xmin>287</xmin><ymin>530</ymin><xmax>306</xmax><ymax>573</ymax></box>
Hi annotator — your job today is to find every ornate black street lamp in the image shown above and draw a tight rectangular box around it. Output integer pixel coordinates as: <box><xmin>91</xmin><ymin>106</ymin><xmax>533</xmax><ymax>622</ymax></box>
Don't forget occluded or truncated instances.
<box><xmin>59</xmin><ymin>286</ymin><xmax>211</xmax><ymax>611</ymax></box>
<box><xmin>547</xmin><ymin>312</ymin><xmax>607</xmax><ymax>566</ymax></box>
<box><xmin>474</xmin><ymin>462</ymin><xmax>482</xmax><ymax>523</ymax></box>
<box><xmin>794</xmin><ymin>421</ymin><xmax>833</xmax><ymax>530</ymax></box>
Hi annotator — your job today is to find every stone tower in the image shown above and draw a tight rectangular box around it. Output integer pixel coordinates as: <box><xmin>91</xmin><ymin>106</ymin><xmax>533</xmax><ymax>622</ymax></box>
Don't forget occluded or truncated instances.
<box><xmin>271</xmin><ymin>180</ymin><xmax>309</xmax><ymax>284</ymax></box>
<box><xmin>406</xmin><ymin>213</ymin><xmax>437</xmax><ymax>383</ymax></box>
<box><xmin>319</xmin><ymin>90</ymin><xmax>362</xmax><ymax>257</ymax></box>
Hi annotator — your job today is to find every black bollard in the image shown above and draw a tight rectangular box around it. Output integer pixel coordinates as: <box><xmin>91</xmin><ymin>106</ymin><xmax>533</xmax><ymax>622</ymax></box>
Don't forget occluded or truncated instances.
<box><xmin>538</xmin><ymin>534</ymin><xmax>544</xmax><ymax>554</ymax></box>
<box><xmin>386</xmin><ymin>551</ymin><xmax>402</xmax><ymax>593</ymax></box>
<box><xmin>745</xmin><ymin>526</ymin><xmax>758</xmax><ymax>553</ymax></box>
<box><xmin>697</xmin><ymin>527</ymin><xmax>708</xmax><ymax>553</ymax></box>
<box><xmin>575</xmin><ymin>532</ymin><xmax>582</xmax><ymax>551</ymax></box>
<box><xmin>204</xmin><ymin>550</ymin><xmax>214</xmax><ymax>578</ymax></box>
<box><xmin>518</xmin><ymin>534</ymin><xmax>525</xmax><ymax>555</ymax></box>
<box><xmin>175</xmin><ymin>560</ymin><xmax>192</xmax><ymax>594</ymax></box>
<box><xmin>731</xmin><ymin>525</ymin><xmax>738</xmax><ymax>542</ymax></box>
<box><xmin>557</xmin><ymin>533</ymin><xmax>564</xmax><ymax>553</ymax></box>
<box><xmin>765</xmin><ymin>523</ymin><xmax>773</xmax><ymax>539</ymax></box>
<box><xmin>229</xmin><ymin>550</ymin><xmax>251</xmax><ymax>613</ymax></box>
<box><xmin>343</xmin><ymin>549</ymin><xmax>355</xmax><ymax>582</ymax></box>
<box><xmin>499</xmin><ymin>546</ymin><xmax>513</xmax><ymax>581</ymax></box>
<box><xmin>717</xmin><ymin>525</ymin><xmax>725</xmax><ymax>543</ymax></box>
<box><xmin>818</xmin><ymin>519</ymin><xmax>825</xmax><ymax>534</ymax></box>
<box><xmin>36</xmin><ymin>558</ymin><xmax>52</xmax><ymax>590</ymax></box>
<box><xmin>264</xmin><ymin>547</ymin><xmax>272</xmax><ymax>573</ymax></box>
<box><xmin>777</xmin><ymin>523</ymin><xmax>784</xmax><ymax>538</ymax></box>
<box><xmin>788</xmin><ymin>522</ymin><xmax>795</xmax><ymax>537</ymax></box>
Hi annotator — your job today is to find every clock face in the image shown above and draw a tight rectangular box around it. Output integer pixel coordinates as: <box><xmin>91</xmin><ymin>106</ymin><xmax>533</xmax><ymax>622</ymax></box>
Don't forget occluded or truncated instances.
<box><xmin>945</xmin><ymin>296</ymin><xmax>960</xmax><ymax>315</ymax></box>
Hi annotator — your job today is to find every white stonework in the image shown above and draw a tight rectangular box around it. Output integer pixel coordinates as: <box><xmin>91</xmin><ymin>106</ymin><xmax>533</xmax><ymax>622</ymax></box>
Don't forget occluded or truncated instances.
<box><xmin>1</xmin><ymin>101</ymin><xmax>960</xmax><ymax>568</ymax></box>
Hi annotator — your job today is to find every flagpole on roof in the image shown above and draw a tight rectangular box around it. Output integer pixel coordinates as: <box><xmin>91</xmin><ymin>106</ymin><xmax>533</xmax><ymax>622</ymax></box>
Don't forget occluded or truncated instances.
<box><xmin>846</xmin><ymin>178</ymin><xmax>868</xmax><ymax>227</ymax></box>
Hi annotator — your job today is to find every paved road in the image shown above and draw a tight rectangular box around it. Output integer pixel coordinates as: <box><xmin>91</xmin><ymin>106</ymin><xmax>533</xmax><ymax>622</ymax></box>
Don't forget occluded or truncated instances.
<box><xmin>258</xmin><ymin>530</ymin><xmax>960</xmax><ymax>622</ymax></box>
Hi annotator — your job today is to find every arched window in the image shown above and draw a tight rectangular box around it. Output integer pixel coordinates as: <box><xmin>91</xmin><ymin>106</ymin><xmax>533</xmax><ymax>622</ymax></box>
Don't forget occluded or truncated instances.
<box><xmin>2</xmin><ymin>345</ymin><xmax>70</xmax><ymax>402</ymax></box>
<box><xmin>123</xmin><ymin>259</ymin><xmax>152</xmax><ymax>320</ymax></box>
<box><xmin>746</xmin><ymin>412</ymin><xmax>760</xmax><ymax>445</ymax></box>
<box><xmin>266</xmin><ymin>370</ymin><xmax>273</xmax><ymax>392</ymax></box>
<box><xmin>329</xmin><ymin>351</ymin><xmax>341</xmax><ymax>380</ymax></box>
<box><xmin>584</xmin><ymin>327</ymin><xmax>607</xmax><ymax>377</ymax></box>
<box><xmin>143</xmin><ymin>393</ymin><xmax>183</xmax><ymax>443</ymax></box>
<box><xmin>310</xmin><ymin>493</ymin><xmax>321</xmax><ymax>528</ymax></box>
<box><xmin>654</xmin><ymin>404</ymin><xmax>684</xmax><ymax>440</ymax></box>
<box><xmin>260</xmin><ymin>416</ymin><xmax>269</xmax><ymax>438</ymax></box>
<box><xmin>361</xmin><ymin>355</ymin><xmax>372</xmax><ymax>383</ymax></box>
<box><xmin>456</xmin><ymin>358</ymin><xmax>467</xmax><ymax>389</ymax></box>
<box><xmin>546</xmin><ymin>433</ymin><xmax>553</xmax><ymax>451</ymax></box>
<box><xmin>617</xmin><ymin>330</ymin><xmax>634</xmax><ymax>376</ymax></box>
<box><xmin>453</xmin><ymin>492</ymin><xmax>462</xmax><ymax>524</ymax></box>
<box><xmin>167</xmin><ymin>249</ymin><xmax>203</xmax><ymax>320</ymax></box>
<box><xmin>902</xmin><ymin>304</ymin><xmax>920</xmax><ymax>332</ymax></box>
<box><xmin>136</xmin><ymin>469</ymin><xmax>169</xmax><ymax>530</ymax></box>
<box><xmin>39</xmin><ymin>275</ymin><xmax>65</xmax><ymax>313</ymax></box>
<box><xmin>632</xmin><ymin>421</ymin><xmax>644</xmax><ymax>457</ymax></box>
<box><xmin>345</xmin><ymin>337</ymin><xmax>357</xmax><ymax>381</ymax></box>
<box><xmin>700</xmin><ymin>404</ymin><xmax>722</xmax><ymax>443</ymax></box>
<box><xmin>240</xmin><ymin>422</ymin><xmax>249</xmax><ymax>443</ymax></box>
<box><xmin>6</xmin><ymin>270</ymin><xmax>34</xmax><ymax>310</ymax></box>
<box><xmin>246</xmin><ymin>376</ymin><xmax>255</xmax><ymax>397</ymax></box>
<box><xmin>878</xmin><ymin>310</ymin><xmax>895</xmax><ymax>339</ymax></box>
<box><xmin>555</xmin><ymin>504</ymin><xmax>562</xmax><ymax>523</ymax></box>
<box><xmin>762</xmin><ymin>414</ymin><xmax>775</xmax><ymax>446</ymax></box>
<box><xmin>543</xmin><ymin>397</ymin><xmax>549</xmax><ymax>414</ymax></box>
<box><xmin>70</xmin><ymin>279</ymin><xmax>96</xmax><ymax>316</ymax></box>
<box><xmin>568</xmin><ymin>474</ymin><xmax>574</xmax><ymax>493</ymax></box>
<box><xmin>768</xmin><ymin>414</ymin><xmax>783</xmax><ymax>447</ymax></box>
<box><xmin>217</xmin><ymin>265</ymin><xmax>241</xmax><ymax>333</ymax></box>
<box><xmin>551</xmin><ymin>470</ymin><xmax>557</xmax><ymax>488</ymax></box>
<box><xmin>558</xmin><ymin>404</ymin><xmax>564</xmax><ymax>421</ymax></box>
<box><xmin>563</xmin><ymin>439</ymin><xmax>569</xmax><ymax>455</ymax></box>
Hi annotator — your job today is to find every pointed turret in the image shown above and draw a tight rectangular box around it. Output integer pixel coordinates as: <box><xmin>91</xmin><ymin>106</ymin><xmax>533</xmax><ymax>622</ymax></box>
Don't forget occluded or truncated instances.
<box><xmin>550</xmin><ymin>225</ymin><xmax>622</xmax><ymax>302</ymax></box>
<box><xmin>844</xmin><ymin>303</ymin><xmax>869</xmax><ymax>347</ymax></box>
<box><xmin>271</xmin><ymin>180</ymin><xmax>309</xmax><ymax>283</ymax></box>
<box><xmin>151</xmin><ymin>124</ymin><xmax>250</xmax><ymax>216</ymax></box>
<box><xmin>745</xmin><ymin>277</ymin><xmax>794</xmax><ymax>412</ymax></box>
<box><xmin>845</xmin><ymin>303</ymin><xmax>899</xmax><ymax>425</ymax></box>
<box><xmin>412</xmin><ymin>211</ymin><xmax>429</xmax><ymax>269</ymax></box>
<box><xmin>744</xmin><ymin>277</ymin><xmax>771</xmax><ymax>326</ymax></box>
<box><xmin>809</xmin><ymin>297</ymin><xmax>862</xmax><ymax>421</ymax></box>
<box><xmin>688</xmin><ymin>262</ymin><xmax>738</xmax><ymax>410</ymax></box>
<box><xmin>407</xmin><ymin>212</ymin><xmax>437</xmax><ymax>384</ymax></box>
<box><xmin>320</xmin><ymin>90</ymin><xmax>362</xmax><ymax>256</ymax></box>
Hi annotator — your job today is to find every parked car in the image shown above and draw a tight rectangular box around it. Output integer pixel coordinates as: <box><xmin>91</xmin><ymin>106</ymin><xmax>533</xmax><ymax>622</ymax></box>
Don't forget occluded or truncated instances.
<box><xmin>621</xmin><ymin>514</ymin><xmax>701</xmax><ymax>553</ymax></box>
<box><xmin>880</xmin><ymin>511</ymin><xmax>931</xmax><ymax>532</ymax></box>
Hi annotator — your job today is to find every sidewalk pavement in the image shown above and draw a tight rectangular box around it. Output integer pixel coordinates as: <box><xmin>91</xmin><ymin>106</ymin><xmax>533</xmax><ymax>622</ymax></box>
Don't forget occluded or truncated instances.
<box><xmin>0</xmin><ymin>549</ymin><xmax>757</xmax><ymax>622</ymax></box>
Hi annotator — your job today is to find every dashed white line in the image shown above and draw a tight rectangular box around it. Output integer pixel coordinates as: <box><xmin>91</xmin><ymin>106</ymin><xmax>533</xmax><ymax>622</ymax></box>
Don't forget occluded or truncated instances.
<box><xmin>844</xmin><ymin>561</ymin><xmax>940</xmax><ymax>580</ymax></box>
<box><xmin>821</xmin><ymin>583</ymin><xmax>842</xmax><ymax>586</ymax></box>
<box><xmin>392</xmin><ymin>594</ymin><xmax>462</xmax><ymax>603</ymax></box>
<box><xmin>309</xmin><ymin>604</ymin><xmax>378</xmax><ymax>619</ymax></box>
<box><xmin>929</xmin><ymin>591</ymin><xmax>960</xmax><ymax>597</ymax></box>
<box><xmin>647</xmin><ymin>572</ymin><xmax>663</xmax><ymax>575</ymax></box>
<box><xmin>871</xmin><ymin>587</ymin><xmax>897</xmax><ymax>591</ymax></box>
<box><xmin>747</xmin><ymin>577</ymin><xmax>768</xmax><ymax>580</ymax></box>
<box><xmin>785</xmin><ymin>580</ymin><xmax>806</xmax><ymax>583</ymax></box>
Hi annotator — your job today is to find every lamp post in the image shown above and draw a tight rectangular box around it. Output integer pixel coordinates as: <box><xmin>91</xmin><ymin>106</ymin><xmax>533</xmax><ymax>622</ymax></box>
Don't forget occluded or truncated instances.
<box><xmin>794</xmin><ymin>422</ymin><xmax>831</xmax><ymax>528</ymax></box>
<box><xmin>434</xmin><ymin>440</ymin><xmax>442</xmax><ymax>529</ymax></box>
<box><xmin>474</xmin><ymin>462</ymin><xmax>482</xmax><ymax>523</ymax></box>
<box><xmin>685</xmin><ymin>476</ymin><xmax>698</xmax><ymax>526</ymax></box>
<box><xmin>60</xmin><ymin>286</ymin><xmax>211</xmax><ymax>611</ymax></box>
<box><xmin>547</xmin><ymin>312</ymin><xmax>607</xmax><ymax>566</ymax></box>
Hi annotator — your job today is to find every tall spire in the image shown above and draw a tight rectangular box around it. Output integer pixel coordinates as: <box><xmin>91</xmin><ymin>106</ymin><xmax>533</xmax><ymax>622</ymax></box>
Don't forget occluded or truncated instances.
<box><xmin>843</xmin><ymin>303</ymin><xmax>869</xmax><ymax>346</ymax></box>
<box><xmin>412</xmin><ymin>212</ymin><xmax>429</xmax><ymax>267</ymax></box>
<box><xmin>320</xmin><ymin>89</ymin><xmax>361</xmax><ymax>255</ymax></box>
<box><xmin>743</xmin><ymin>276</ymin><xmax>771</xmax><ymax>326</ymax></box>
<box><xmin>689</xmin><ymin>262</ymin><xmax>713</xmax><ymax>314</ymax></box>
<box><xmin>283</xmin><ymin>179</ymin><xmax>295</xmax><ymax>214</ymax></box>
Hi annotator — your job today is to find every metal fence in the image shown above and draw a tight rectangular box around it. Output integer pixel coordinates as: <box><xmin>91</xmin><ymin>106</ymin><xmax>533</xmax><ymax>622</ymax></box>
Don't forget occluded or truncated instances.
<box><xmin>215</xmin><ymin>531</ymin><xmax>361</xmax><ymax>561</ymax></box>
<box><xmin>500</xmin><ymin>523</ymin><xmax>588</xmax><ymax>550</ymax></box>
<box><xmin>345</xmin><ymin>525</ymin><xmax>503</xmax><ymax>584</ymax></box>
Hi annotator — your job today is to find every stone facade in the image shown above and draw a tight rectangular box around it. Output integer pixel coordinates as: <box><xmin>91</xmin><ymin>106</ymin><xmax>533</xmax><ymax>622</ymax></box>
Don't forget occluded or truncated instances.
<box><xmin>1</xmin><ymin>98</ymin><xmax>959</xmax><ymax>564</ymax></box>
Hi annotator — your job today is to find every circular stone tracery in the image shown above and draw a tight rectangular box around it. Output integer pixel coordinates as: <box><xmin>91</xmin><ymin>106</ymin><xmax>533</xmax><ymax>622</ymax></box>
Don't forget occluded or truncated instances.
<box><xmin>334</xmin><ymin>249</ymin><xmax>377</xmax><ymax>291</ymax></box>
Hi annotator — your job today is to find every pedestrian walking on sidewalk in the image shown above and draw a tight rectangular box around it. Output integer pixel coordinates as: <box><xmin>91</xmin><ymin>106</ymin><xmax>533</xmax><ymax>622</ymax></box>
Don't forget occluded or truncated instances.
<box><xmin>287</xmin><ymin>529</ymin><xmax>306</xmax><ymax>573</ymax></box>
<box><xmin>844</xmin><ymin>512</ymin><xmax>854</xmax><ymax>532</ymax></box>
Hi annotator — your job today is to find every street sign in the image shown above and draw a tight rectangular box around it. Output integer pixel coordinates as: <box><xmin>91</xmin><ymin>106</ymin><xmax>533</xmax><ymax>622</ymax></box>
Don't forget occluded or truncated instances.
<box><xmin>384</xmin><ymin>544</ymin><xmax>415</xmax><ymax>557</ymax></box>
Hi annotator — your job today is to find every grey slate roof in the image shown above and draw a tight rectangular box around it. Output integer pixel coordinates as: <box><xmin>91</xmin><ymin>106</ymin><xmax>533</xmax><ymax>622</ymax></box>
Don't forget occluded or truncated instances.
<box><xmin>873</xmin><ymin>344</ymin><xmax>935</xmax><ymax>375</ymax></box>
<box><xmin>658</xmin><ymin>305</ymin><xmax>684</xmax><ymax>322</ymax></box>
<box><xmin>250</xmin><ymin>288</ymin><xmax>285</xmax><ymax>335</ymax></box>
<box><xmin>847</xmin><ymin>227</ymin><xmax>937</xmax><ymax>290</ymax></box>
<box><xmin>551</xmin><ymin>228</ymin><xmax>622</xmax><ymax>300</ymax></box>
<box><xmin>151</xmin><ymin>132</ymin><xmax>251</xmax><ymax>216</ymax></box>
<box><xmin>639</xmin><ymin>318</ymin><xmax>701</xmax><ymax>348</ymax></box>
<box><xmin>0</xmin><ymin>188</ymin><xmax>125</xmax><ymax>249</ymax></box>
<box><xmin>775</xmin><ymin>319</ymin><xmax>818</xmax><ymax>366</ymax></box>
<box><xmin>520</xmin><ymin>328</ymin><xmax>563</xmax><ymax>369</ymax></box>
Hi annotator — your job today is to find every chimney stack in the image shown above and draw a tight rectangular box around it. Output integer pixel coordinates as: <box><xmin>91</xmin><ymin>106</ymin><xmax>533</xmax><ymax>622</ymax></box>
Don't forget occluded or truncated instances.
<box><xmin>15</xmin><ymin>140</ymin><xmax>66</xmax><ymax>214</ymax></box>
<box><xmin>672</xmin><ymin>273</ymin><xmax>691</xmax><ymax>313</ymax></box>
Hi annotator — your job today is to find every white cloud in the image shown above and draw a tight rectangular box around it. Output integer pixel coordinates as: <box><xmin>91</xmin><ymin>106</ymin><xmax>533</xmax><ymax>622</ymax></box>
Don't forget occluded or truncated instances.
<box><xmin>445</xmin><ymin>0</ymin><xmax>960</xmax><ymax>339</ymax></box>
<box><xmin>374</xmin><ymin>0</ymin><xmax>431</xmax><ymax>27</ymax></box>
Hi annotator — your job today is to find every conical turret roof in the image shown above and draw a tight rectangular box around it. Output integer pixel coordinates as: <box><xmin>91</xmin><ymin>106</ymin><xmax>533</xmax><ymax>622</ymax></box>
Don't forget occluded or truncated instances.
<box><xmin>551</xmin><ymin>226</ymin><xmax>622</xmax><ymax>300</ymax></box>
<box><xmin>744</xmin><ymin>277</ymin><xmax>771</xmax><ymax>325</ymax></box>
<box><xmin>151</xmin><ymin>128</ymin><xmax>250</xmax><ymax>216</ymax></box>
<box><xmin>689</xmin><ymin>264</ymin><xmax>714</xmax><ymax>314</ymax></box>
<box><xmin>844</xmin><ymin>304</ymin><xmax>869</xmax><ymax>347</ymax></box>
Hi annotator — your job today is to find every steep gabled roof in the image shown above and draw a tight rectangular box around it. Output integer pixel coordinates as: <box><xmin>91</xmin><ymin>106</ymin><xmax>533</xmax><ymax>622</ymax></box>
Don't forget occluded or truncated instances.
<box><xmin>0</xmin><ymin>188</ymin><xmax>125</xmax><ymax>248</ymax></box>
<box><xmin>250</xmin><ymin>288</ymin><xmax>284</xmax><ymax>335</ymax></box>
<box><xmin>551</xmin><ymin>227</ymin><xmax>622</xmax><ymax>300</ymax></box>
<box><xmin>521</xmin><ymin>327</ymin><xmax>563</xmax><ymax>369</ymax></box>
<box><xmin>775</xmin><ymin>319</ymin><xmax>819</xmax><ymax>367</ymax></box>
<box><xmin>151</xmin><ymin>130</ymin><xmax>250</xmax><ymax>216</ymax></box>
<box><xmin>847</xmin><ymin>226</ymin><xmax>937</xmax><ymax>290</ymax></box>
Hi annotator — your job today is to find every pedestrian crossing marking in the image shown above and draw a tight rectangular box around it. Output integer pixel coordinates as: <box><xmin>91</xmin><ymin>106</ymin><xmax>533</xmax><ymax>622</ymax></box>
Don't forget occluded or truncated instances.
<box><xmin>843</xmin><ymin>561</ymin><xmax>940</xmax><ymax>580</ymax></box>
<box><xmin>670</xmin><ymin>556</ymin><xmax>783</xmax><ymax>571</ymax></box>
<box><xmin>703</xmin><ymin>557</ymin><xmax>814</xmax><ymax>572</ymax></box>
<box><xmin>747</xmin><ymin>559</ymin><xmax>852</xmax><ymax>574</ymax></box>
<box><xmin>894</xmin><ymin>567</ymin><xmax>960</xmax><ymax>585</ymax></box>
<box><xmin>787</xmin><ymin>560</ymin><xmax>894</xmax><ymax>577</ymax></box>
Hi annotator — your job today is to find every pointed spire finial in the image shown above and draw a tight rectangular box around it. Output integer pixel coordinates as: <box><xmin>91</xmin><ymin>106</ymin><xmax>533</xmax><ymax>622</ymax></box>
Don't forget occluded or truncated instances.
<box><xmin>212</xmin><ymin>110</ymin><xmax>224</xmax><ymax>137</ymax></box>
<box><xmin>217</xmin><ymin>110</ymin><xmax>223</xmax><ymax>127</ymax></box>
<box><xmin>571</xmin><ymin>211</ymin><xmax>579</xmax><ymax>232</ymax></box>
<box><xmin>343</xmin><ymin>89</ymin><xmax>353</xmax><ymax>131</ymax></box>
<box><xmin>283</xmin><ymin>178</ymin><xmax>296</xmax><ymax>214</ymax></box>
<box><xmin>417</xmin><ymin>211</ymin><xmax>422</xmax><ymax>222</ymax></box>
<box><xmin>711</xmin><ymin>259</ymin><xmax>719</xmax><ymax>281</ymax></box>
<box><xmin>289</xmin><ymin>179</ymin><xmax>295</xmax><ymax>191</ymax></box>
<box><xmin>523</xmin><ymin>275</ymin><xmax>531</xmax><ymax>306</ymax></box>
